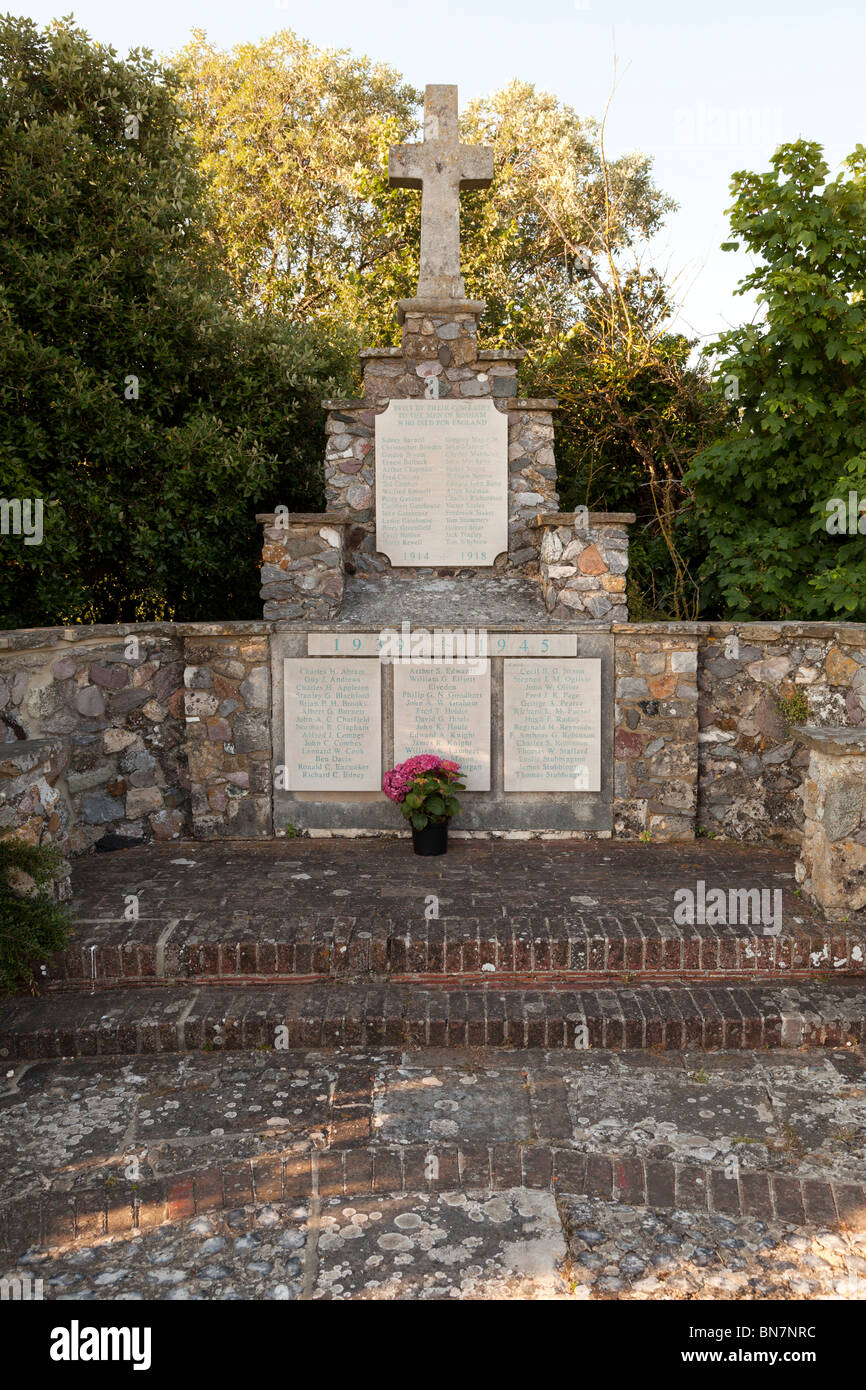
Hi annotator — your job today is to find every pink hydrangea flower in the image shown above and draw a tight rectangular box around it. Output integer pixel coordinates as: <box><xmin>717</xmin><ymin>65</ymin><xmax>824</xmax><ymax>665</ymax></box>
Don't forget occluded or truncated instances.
<box><xmin>382</xmin><ymin>754</ymin><xmax>461</xmax><ymax>802</ymax></box>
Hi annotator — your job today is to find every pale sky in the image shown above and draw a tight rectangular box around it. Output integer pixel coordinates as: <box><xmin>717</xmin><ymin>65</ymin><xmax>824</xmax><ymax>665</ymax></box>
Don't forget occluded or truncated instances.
<box><xmin>11</xmin><ymin>0</ymin><xmax>865</xmax><ymax>347</ymax></box>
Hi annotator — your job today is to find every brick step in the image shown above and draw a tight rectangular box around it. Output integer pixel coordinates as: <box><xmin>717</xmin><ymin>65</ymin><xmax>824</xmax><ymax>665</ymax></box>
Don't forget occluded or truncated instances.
<box><xmin>51</xmin><ymin>914</ymin><xmax>866</xmax><ymax>988</ymax></box>
<box><xmin>2</xmin><ymin>980</ymin><xmax>864</xmax><ymax>1059</ymax></box>
<box><xmin>4</xmin><ymin>1140</ymin><xmax>863</xmax><ymax>1260</ymax></box>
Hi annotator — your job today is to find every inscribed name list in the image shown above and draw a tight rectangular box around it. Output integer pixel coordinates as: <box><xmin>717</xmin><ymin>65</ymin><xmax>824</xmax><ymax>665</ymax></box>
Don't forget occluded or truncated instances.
<box><xmin>375</xmin><ymin>399</ymin><xmax>507</xmax><ymax>567</ymax></box>
<box><xmin>283</xmin><ymin>658</ymin><xmax>381</xmax><ymax>790</ymax></box>
<box><xmin>504</xmin><ymin>659</ymin><xmax>601</xmax><ymax>791</ymax></box>
<box><xmin>393</xmin><ymin>662</ymin><xmax>491</xmax><ymax>790</ymax></box>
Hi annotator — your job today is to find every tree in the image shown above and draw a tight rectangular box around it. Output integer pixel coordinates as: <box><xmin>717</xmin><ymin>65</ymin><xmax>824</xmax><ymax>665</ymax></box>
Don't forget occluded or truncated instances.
<box><xmin>687</xmin><ymin>141</ymin><xmax>866</xmax><ymax>619</ymax></box>
<box><xmin>459</xmin><ymin>88</ymin><xmax>721</xmax><ymax>618</ymax></box>
<box><xmin>174</xmin><ymin>29</ymin><xmax>420</xmax><ymax>343</ymax></box>
<box><xmin>0</xmin><ymin>16</ymin><xmax>347</xmax><ymax>628</ymax></box>
<box><xmin>458</xmin><ymin>80</ymin><xmax>675</xmax><ymax>346</ymax></box>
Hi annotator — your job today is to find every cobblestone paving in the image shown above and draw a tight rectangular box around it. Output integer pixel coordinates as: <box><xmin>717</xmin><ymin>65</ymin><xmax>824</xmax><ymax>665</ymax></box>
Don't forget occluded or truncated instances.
<box><xmin>6</xmin><ymin>1193</ymin><xmax>866</xmax><ymax>1301</ymax></box>
<box><xmin>558</xmin><ymin>1199</ymin><xmax>866</xmax><ymax>1299</ymax></box>
<box><xmin>1</xmin><ymin>1048</ymin><xmax>864</xmax><ymax>1300</ymax></box>
<box><xmin>8</xmin><ymin>1205</ymin><xmax>308</xmax><ymax>1301</ymax></box>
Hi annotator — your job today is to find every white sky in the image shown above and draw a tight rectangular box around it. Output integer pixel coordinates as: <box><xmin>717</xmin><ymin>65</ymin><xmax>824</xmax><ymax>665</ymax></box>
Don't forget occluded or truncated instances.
<box><xmin>12</xmin><ymin>0</ymin><xmax>865</xmax><ymax>347</ymax></box>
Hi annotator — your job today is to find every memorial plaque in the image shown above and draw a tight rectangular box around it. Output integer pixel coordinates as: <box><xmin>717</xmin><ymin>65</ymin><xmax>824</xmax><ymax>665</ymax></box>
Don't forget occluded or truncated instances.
<box><xmin>504</xmin><ymin>659</ymin><xmax>601</xmax><ymax>791</ymax></box>
<box><xmin>375</xmin><ymin>399</ymin><xmax>507</xmax><ymax>567</ymax></box>
<box><xmin>393</xmin><ymin>662</ymin><xmax>491</xmax><ymax>790</ymax></box>
<box><xmin>284</xmin><ymin>658</ymin><xmax>381</xmax><ymax>790</ymax></box>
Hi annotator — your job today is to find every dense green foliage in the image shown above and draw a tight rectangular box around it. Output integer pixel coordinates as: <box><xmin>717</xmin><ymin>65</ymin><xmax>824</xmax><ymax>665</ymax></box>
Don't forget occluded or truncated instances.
<box><xmin>688</xmin><ymin>141</ymin><xmax>866</xmax><ymax>619</ymax></box>
<box><xmin>0</xmin><ymin>17</ymin><xmax>349</xmax><ymax>627</ymax></box>
<box><xmin>0</xmin><ymin>840</ymin><xmax>72</xmax><ymax>993</ymax></box>
<box><xmin>7</xmin><ymin>22</ymin><xmax>864</xmax><ymax>626</ymax></box>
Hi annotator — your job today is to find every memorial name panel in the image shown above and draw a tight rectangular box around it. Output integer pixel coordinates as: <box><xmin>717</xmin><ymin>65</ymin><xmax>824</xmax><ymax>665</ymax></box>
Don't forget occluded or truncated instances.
<box><xmin>284</xmin><ymin>658</ymin><xmax>381</xmax><ymax>790</ymax></box>
<box><xmin>393</xmin><ymin>662</ymin><xmax>491</xmax><ymax>790</ymax></box>
<box><xmin>375</xmin><ymin>399</ymin><xmax>507</xmax><ymax>567</ymax></box>
<box><xmin>504</xmin><ymin>659</ymin><xmax>601</xmax><ymax>791</ymax></box>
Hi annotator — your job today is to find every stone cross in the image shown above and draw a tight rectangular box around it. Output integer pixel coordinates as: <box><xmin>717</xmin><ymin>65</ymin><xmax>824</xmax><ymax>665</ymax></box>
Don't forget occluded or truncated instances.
<box><xmin>389</xmin><ymin>84</ymin><xmax>493</xmax><ymax>301</ymax></box>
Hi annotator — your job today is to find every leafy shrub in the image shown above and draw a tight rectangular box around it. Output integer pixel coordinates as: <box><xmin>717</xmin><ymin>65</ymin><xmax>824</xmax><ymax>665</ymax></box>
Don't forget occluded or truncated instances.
<box><xmin>0</xmin><ymin>840</ymin><xmax>73</xmax><ymax>993</ymax></box>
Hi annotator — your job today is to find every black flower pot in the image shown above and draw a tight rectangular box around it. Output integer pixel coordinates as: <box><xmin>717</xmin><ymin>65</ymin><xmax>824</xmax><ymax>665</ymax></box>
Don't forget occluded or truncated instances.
<box><xmin>411</xmin><ymin>820</ymin><xmax>448</xmax><ymax>856</ymax></box>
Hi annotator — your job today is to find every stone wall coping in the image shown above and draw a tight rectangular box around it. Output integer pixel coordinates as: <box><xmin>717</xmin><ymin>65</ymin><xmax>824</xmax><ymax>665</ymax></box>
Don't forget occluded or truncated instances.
<box><xmin>792</xmin><ymin>725</ymin><xmax>866</xmax><ymax>756</ymax></box>
<box><xmin>359</xmin><ymin>346</ymin><xmax>526</xmax><ymax>362</ymax></box>
<box><xmin>534</xmin><ymin>512</ymin><xmax>636</xmax><ymax>528</ymax></box>
<box><xmin>612</xmin><ymin>621</ymin><xmax>866</xmax><ymax>640</ymax></box>
<box><xmin>321</xmin><ymin>396</ymin><xmax>557</xmax><ymax>413</ymax></box>
<box><xmin>396</xmin><ymin>296</ymin><xmax>486</xmax><ymax>322</ymax></box>
<box><xmin>5</xmin><ymin>618</ymin><xmax>866</xmax><ymax>653</ymax></box>
<box><xmin>256</xmin><ymin>512</ymin><xmax>351</xmax><ymax>527</ymax></box>
<box><xmin>0</xmin><ymin>621</ymin><xmax>273</xmax><ymax>650</ymax></box>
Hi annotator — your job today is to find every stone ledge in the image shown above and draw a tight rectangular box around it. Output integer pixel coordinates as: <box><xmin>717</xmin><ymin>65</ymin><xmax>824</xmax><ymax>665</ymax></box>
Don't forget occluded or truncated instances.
<box><xmin>793</xmin><ymin>725</ymin><xmax>866</xmax><ymax>756</ymax></box>
<box><xmin>0</xmin><ymin>737</ymin><xmax>65</xmax><ymax>779</ymax></box>
<box><xmin>505</xmin><ymin>398</ymin><xmax>559</xmax><ymax>411</ymax></box>
<box><xmin>396</xmin><ymin>296</ymin><xmax>486</xmax><ymax>323</ymax></box>
<box><xmin>533</xmin><ymin>512</ymin><xmax>636</xmax><ymax>528</ymax></box>
<box><xmin>255</xmin><ymin>511</ymin><xmax>351</xmax><ymax>527</ymax></box>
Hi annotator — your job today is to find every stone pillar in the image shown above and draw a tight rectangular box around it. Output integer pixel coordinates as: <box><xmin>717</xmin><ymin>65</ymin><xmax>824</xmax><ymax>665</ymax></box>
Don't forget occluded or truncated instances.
<box><xmin>397</xmin><ymin>299</ymin><xmax>485</xmax><ymax>372</ymax></box>
<box><xmin>0</xmin><ymin>738</ymin><xmax>72</xmax><ymax>897</ymax></box>
<box><xmin>613</xmin><ymin>627</ymin><xmax>699</xmax><ymax>841</ymax></box>
<box><xmin>257</xmin><ymin>512</ymin><xmax>349</xmax><ymax>620</ymax></box>
<box><xmin>793</xmin><ymin>726</ymin><xmax>866</xmax><ymax>918</ymax></box>
<box><xmin>182</xmin><ymin>635</ymin><xmax>272</xmax><ymax>839</ymax></box>
<box><xmin>534</xmin><ymin>513</ymin><xmax>634</xmax><ymax>622</ymax></box>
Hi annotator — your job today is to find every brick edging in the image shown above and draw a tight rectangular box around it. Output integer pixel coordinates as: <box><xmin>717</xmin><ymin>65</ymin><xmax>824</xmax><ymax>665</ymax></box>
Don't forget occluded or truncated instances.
<box><xmin>2</xmin><ymin>1146</ymin><xmax>863</xmax><ymax>1259</ymax></box>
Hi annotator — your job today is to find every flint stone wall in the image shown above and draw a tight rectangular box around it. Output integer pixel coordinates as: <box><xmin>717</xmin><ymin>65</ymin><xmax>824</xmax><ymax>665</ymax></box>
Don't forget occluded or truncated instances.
<box><xmin>2</xmin><ymin>619</ymin><xmax>866</xmax><ymax>858</ymax></box>
<box><xmin>0</xmin><ymin>623</ymin><xmax>274</xmax><ymax>850</ymax></box>
<box><xmin>696</xmin><ymin>623</ymin><xmax>866</xmax><ymax>844</ymax></box>
<box><xmin>612</xmin><ymin>627</ymin><xmax>699</xmax><ymax>842</ymax></box>
<box><xmin>0</xmin><ymin>627</ymin><xmax>189</xmax><ymax>851</ymax></box>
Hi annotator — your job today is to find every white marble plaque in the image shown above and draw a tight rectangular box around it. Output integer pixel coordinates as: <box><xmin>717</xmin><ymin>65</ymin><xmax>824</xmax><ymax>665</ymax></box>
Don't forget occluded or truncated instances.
<box><xmin>284</xmin><ymin>658</ymin><xmax>381</xmax><ymax>790</ymax></box>
<box><xmin>504</xmin><ymin>659</ymin><xmax>601</xmax><ymax>791</ymax></box>
<box><xmin>393</xmin><ymin>662</ymin><xmax>491</xmax><ymax>790</ymax></box>
<box><xmin>375</xmin><ymin>399</ymin><xmax>507</xmax><ymax>567</ymax></box>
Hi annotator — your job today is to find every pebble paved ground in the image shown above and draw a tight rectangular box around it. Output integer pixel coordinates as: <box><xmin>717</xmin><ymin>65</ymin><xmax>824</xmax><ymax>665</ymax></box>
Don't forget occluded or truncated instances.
<box><xmin>2</xmin><ymin>1047</ymin><xmax>865</xmax><ymax>1300</ymax></box>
